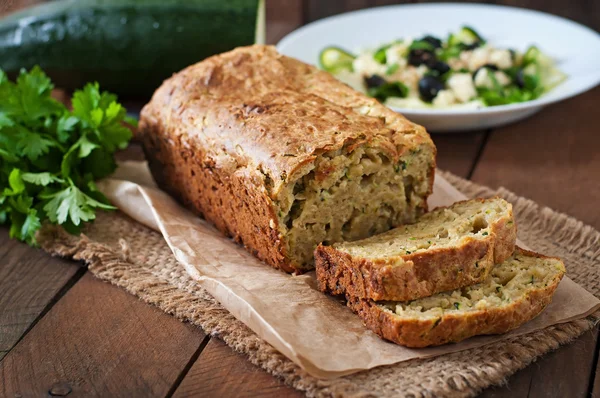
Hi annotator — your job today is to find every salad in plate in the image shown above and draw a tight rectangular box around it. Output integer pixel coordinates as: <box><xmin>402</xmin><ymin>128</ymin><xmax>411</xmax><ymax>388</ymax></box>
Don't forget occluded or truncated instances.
<box><xmin>319</xmin><ymin>26</ymin><xmax>566</xmax><ymax>109</ymax></box>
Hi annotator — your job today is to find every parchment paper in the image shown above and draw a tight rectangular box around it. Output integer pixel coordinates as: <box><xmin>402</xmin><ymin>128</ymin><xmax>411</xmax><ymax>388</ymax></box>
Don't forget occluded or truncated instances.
<box><xmin>97</xmin><ymin>161</ymin><xmax>600</xmax><ymax>379</ymax></box>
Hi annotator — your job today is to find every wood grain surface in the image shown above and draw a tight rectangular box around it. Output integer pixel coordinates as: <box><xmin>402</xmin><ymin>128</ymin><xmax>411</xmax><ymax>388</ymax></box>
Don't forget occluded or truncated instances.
<box><xmin>1</xmin><ymin>1</ymin><xmax>599</xmax><ymax>397</ymax></box>
<box><xmin>0</xmin><ymin>232</ymin><xmax>82</xmax><ymax>361</ymax></box>
<box><xmin>593</xmin><ymin>358</ymin><xmax>600</xmax><ymax>398</ymax></box>
<box><xmin>173</xmin><ymin>338</ymin><xmax>303</xmax><ymax>398</ymax></box>
<box><xmin>0</xmin><ymin>273</ymin><xmax>207</xmax><ymax>397</ymax></box>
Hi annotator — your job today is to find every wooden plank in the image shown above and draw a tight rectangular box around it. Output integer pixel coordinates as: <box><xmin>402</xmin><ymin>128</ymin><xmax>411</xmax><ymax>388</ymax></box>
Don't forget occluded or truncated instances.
<box><xmin>527</xmin><ymin>326</ymin><xmax>598</xmax><ymax>398</ymax></box>
<box><xmin>479</xmin><ymin>366</ymin><xmax>532</xmax><ymax>398</ymax></box>
<box><xmin>266</xmin><ymin>0</ymin><xmax>304</xmax><ymax>44</ymax></box>
<box><xmin>432</xmin><ymin>132</ymin><xmax>487</xmax><ymax>178</ymax></box>
<box><xmin>305</xmin><ymin>0</ymin><xmax>370</xmax><ymax>22</ymax></box>
<box><xmin>0</xmin><ymin>231</ymin><xmax>82</xmax><ymax>361</ymax></box>
<box><xmin>493</xmin><ymin>0</ymin><xmax>599</xmax><ymax>31</ymax></box>
<box><xmin>480</xmin><ymin>327</ymin><xmax>599</xmax><ymax>398</ymax></box>
<box><xmin>306</xmin><ymin>0</ymin><xmax>597</xmax><ymax>31</ymax></box>
<box><xmin>172</xmin><ymin>338</ymin><xmax>302</xmax><ymax>398</ymax></box>
<box><xmin>591</xmin><ymin>340</ymin><xmax>600</xmax><ymax>398</ymax></box>
<box><xmin>0</xmin><ymin>273</ymin><xmax>207</xmax><ymax>397</ymax></box>
<box><xmin>471</xmin><ymin>87</ymin><xmax>600</xmax><ymax>230</ymax></box>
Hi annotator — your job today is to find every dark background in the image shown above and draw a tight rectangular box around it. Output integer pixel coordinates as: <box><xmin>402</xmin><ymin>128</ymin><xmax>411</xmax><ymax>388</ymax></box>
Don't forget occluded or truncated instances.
<box><xmin>3</xmin><ymin>0</ymin><xmax>599</xmax><ymax>40</ymax></box>
<box><xmin>267</xmin><ymin>0</ymin><xmax>599</xmax><ymax>44</ymax></box>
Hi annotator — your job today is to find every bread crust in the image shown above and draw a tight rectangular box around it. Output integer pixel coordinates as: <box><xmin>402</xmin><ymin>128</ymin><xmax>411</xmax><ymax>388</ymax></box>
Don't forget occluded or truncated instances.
<box><xmin>315</xmin><ymin>198</ymin><xmax>517</xmax><ymax>300</ymax></box>
<box><xmin>138</xmin><ymin>45</ymin><xmax>435</xmax><ymax>273</ymax></box>
<box><xmin>347</xmin><ymin>248</ymin><xmax>564</xmax><ymax>348</ymax></box>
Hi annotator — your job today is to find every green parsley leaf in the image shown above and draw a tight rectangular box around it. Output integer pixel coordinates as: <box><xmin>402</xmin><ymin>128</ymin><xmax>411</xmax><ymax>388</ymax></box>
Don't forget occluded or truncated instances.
<box><xmin>71</xmin><ymin>82</ymin><xmax>101</xmax><ymax>120</ymax></box>
<box><xmin>8</xmin><ymin>169</ymin><xmax>25</xmax><ymax>194</ymax></box>
<box><xmin>78</xmin><ymin>134</ymin><xmax>99</xmax><ymax>158</ymax></box>
<box><xmin>22</xmin><ymin>172</ymin><xmax>64</xmax><ymax>186</ymax></box>
<box><xmin>56</xmin><ymin>115</ymin><xmax>79</xmax><ymax>143</ymax></box>
<box><xmin>16</xmin><ymin>129</ymin><xmax>59</xmax><ymax>161</ymax></box>
<box><xmin>81</xmin><ymin>148</ymin><xmax>118</xmax><ymax>180</ymax></box>
<box><xmin>0</xmin><ymin>112</ymin><xmax>13</xmax><ymax>128</ymax></box>
<box><xmin>15</xmin><ymin>66</ymin><xmax>64</xmax><ymax>121</ymax></box>
<box><xmin>19</xmin><ymin>209</ymin><xmax>42</xmax><ymax>245</ymax></box>
<box><xmin>8</xmin><ymin>195</ymin><xmax>34</xmax><ymax>214</ymax></box>
<box><xmin>43</xmin><ymin>185</ymin><xmax>115</xmax><ymax>226</ymax></box>
<box><xmin>0</xmin><ymin>66</ymin><xmax>132</xmax><ymax>246</ymax></box>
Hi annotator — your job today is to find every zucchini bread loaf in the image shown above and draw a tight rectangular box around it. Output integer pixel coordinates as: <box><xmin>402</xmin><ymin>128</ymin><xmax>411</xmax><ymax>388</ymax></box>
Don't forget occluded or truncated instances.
<box><xmin>138</xmin><ymin>45</ymin><xmax>436</xmax><ymax>273</ymax></box>
<box><xmin>316</xmin><ymin>198</ymin><xmax>516</xmax><ymax>301</ymax></box>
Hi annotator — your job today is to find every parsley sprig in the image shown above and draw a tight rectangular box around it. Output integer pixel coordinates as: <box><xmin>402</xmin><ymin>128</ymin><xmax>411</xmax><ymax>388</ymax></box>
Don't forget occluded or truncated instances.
<box><xmin>0</xmin><ymin>67</ymin><xmax>135</xmax><ymax>245</ymax></box>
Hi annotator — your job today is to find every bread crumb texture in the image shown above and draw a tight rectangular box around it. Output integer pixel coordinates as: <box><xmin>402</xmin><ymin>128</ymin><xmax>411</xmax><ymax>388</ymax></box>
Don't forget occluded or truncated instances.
<box><xmin>383</xmin><ymin>249</ymin><xmax>563</xmax><ymax>317</ymax></box>
<box><xmin>315</xmin><ymin>198</ymin><xmax>517</xmax><ymax>301</ymax></box>
<box><xmin>348</xmin><ymin>248</ymin><xmax>565</xmax><ymax>347</ymax></box>
<box><xmin>335</xmin><ymin>197</ymin><xmax>513</xmax><ymax>258</ymax></box>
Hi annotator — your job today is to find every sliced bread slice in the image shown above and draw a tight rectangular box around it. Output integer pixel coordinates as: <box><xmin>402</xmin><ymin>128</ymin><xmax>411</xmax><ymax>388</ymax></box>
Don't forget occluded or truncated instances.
<box><xmin>315</xmin><ymin>198</ymin><xmax>516</xmax><ymax>302</ymax></box>
<box><xmin>347</xmin><ymin>248</ymin><xmax>565</xmax><ymax>347</ymax></box>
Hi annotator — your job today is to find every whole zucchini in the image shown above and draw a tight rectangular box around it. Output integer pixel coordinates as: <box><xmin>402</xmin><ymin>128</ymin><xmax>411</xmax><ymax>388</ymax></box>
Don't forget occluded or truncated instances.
<box><xmin>0</xmin><ymin>0</ymin><xmax>264</xmax><ymax>97</ymax></box>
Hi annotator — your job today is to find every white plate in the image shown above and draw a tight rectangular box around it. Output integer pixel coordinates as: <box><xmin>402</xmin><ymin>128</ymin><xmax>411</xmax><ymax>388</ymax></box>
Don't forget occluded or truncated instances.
<box><xmin>277</xmin><ymin>3</ymin><xmax>600</xmax><ymax>132</ymax></box>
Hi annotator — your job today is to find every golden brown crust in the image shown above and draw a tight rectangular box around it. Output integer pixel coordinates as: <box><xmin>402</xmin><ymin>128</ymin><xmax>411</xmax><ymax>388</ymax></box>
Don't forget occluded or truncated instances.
<box><xmin>315</xmin><ymin>198</ymin><xmax>517</xmax><ymax>300</ymax></box>
<box><xmin>138</xmin><ymin>45</ymin><xmax>435</xmax><ymax>273</ymax></box>
<box><xmin>316</xmin><ymin>238</ymin><xmax>494</xmax><ymax>301</ymax></box>
<box><xmin>141</xmin><ymin>118</ymin><xmax>295</xmax><ymax>273</ymax></box>
<box><xmin>140</xmin><ymin>45</ymin><xmax>433</xmax><ymax>195</ymax></box>
<box><xmin>489</xmin><ymin>205</ymin><xmax>517</xmax><ymax>264</ymax></box>
<box><xmin>347</xmin><ymin>248</ymin><xmax>564</xmax><ymax>348</ymax></box>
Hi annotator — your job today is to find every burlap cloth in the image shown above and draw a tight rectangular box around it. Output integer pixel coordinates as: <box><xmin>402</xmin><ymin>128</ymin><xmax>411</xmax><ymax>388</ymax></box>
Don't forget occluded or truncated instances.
<box><xmin>38</xmin><ymin>171</ymin><xmax>600</xmax><ymax>397</ymax></box>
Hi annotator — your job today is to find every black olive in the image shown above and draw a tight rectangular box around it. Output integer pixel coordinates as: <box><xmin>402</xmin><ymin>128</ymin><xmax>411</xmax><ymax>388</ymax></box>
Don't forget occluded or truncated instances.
<box><xmin>364</xmin><ymin>74</ymin><xmax>386</xmax><ymax>88</ymax></box>
<box><xmin>420</xmin><ymin>35</ymin><xmax>442</xmax><ymax>49</ymax></box>
<box><xmin>515</xmin><ymin>69</ymin><xmax>526</xmax><ymax>88</ymax></box>
<box><xmin>428</xmin><ymin>61</ymin><xmax>451</xmax><ymax>75</ymax></box>
<box><xmin>419</xmin><ymin>76</ymin><xmax>444</xmax><ymax>102</ymax></box>
<box><xmin>472</xmin><ymin>64</ymin><xmax>499</xmax><ymax>81</ymax></box>
<box><xmin>408</xmin><ymin>49</ymin><xmax>436</xmax><ymax>66</ymax></box>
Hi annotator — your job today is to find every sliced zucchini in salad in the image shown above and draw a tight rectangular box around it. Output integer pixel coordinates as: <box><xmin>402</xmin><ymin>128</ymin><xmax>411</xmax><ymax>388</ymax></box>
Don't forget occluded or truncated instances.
<box><xmin>319</xmin><ymin>47</ymin><xmax>355</xmax><ymax>73</ymax></box>
<box><xmin>448</xmin><ymin>26</ymin><xmax>485</xmax><ymax>46</ymax></box>
<box><xmin>522</xmin><ymin>45</ymin><xmax>567</xmax><ymax>91</ymax></box>
<box><xmin>523</xmin><ymin>45</ymin><xmax>541</xmax><ymax>66</ymax></box>
<box><xmin>318</xmin><ymin>26</ymin><xmax>566</xmax><ymax>109</ymax></box>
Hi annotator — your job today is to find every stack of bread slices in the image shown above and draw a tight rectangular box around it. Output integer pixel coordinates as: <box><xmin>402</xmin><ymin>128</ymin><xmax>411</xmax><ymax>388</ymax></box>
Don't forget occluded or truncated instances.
<box><xmin>315</xmin><ymin>198</ymin><xmax>566</xmax><ymax>347</ymax></box>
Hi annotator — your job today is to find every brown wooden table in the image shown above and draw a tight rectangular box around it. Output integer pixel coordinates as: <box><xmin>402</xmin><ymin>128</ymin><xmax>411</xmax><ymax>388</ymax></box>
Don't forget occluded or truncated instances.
<box><xmin>1</xmin><ymin>1</ymin><xmax>599</xmax><ymax>397</ymax></box>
